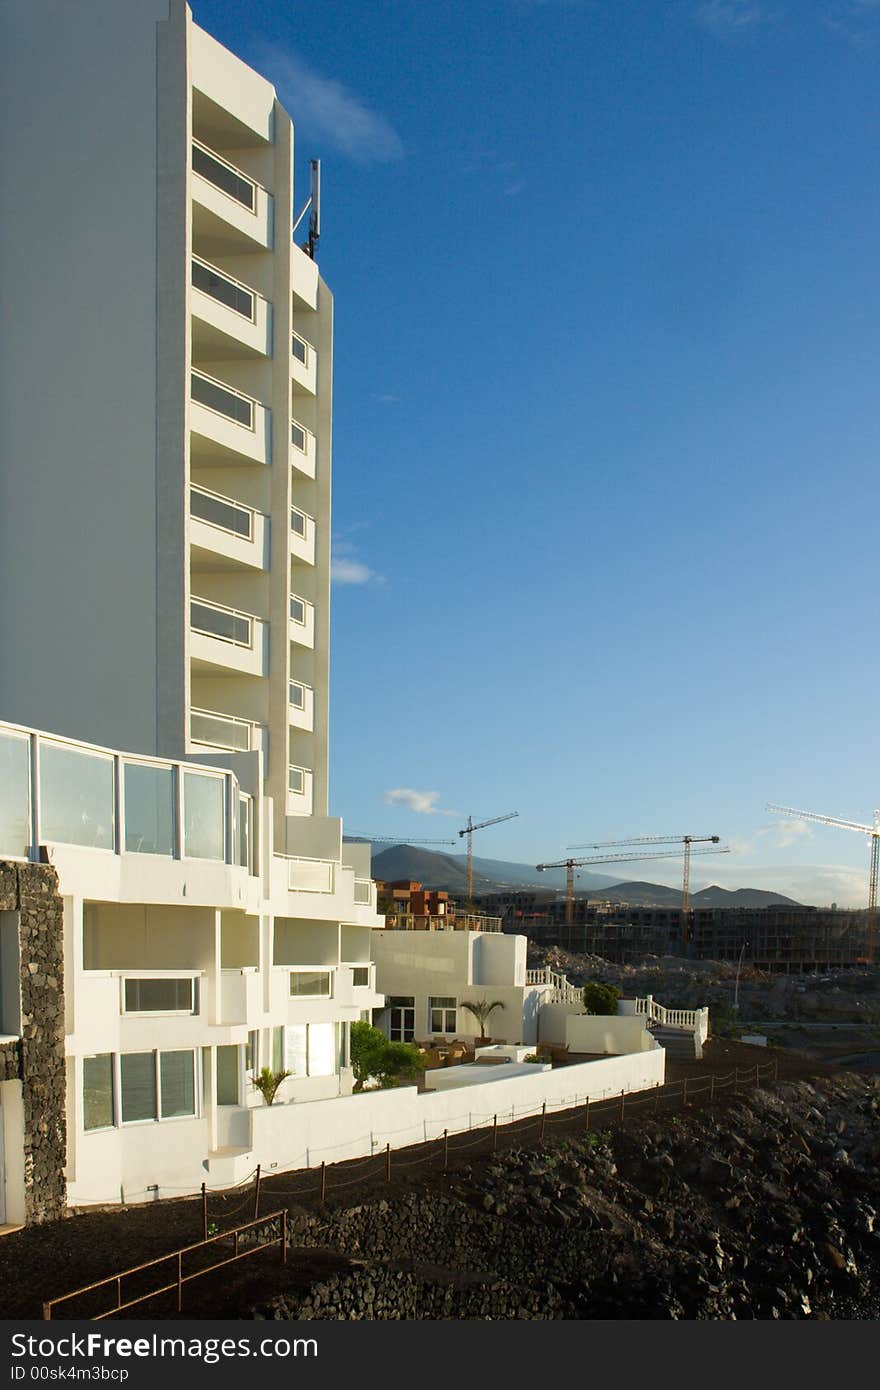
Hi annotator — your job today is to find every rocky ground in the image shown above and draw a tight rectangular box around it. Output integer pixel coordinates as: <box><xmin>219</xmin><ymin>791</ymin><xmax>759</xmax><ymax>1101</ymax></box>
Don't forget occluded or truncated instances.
<box><xmin>2</xmin><ymin>1043</ymin><xmax>877</xmax><ymax>1321</ymax></box>
<box><xmin>248</xmin><ymin>1069</ymin><xmax>880</xmax><ymax>1320</ymax></box>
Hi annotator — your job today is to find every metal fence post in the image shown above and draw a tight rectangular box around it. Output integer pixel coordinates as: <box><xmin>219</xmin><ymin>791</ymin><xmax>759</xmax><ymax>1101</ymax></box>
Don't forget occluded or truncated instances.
<box><xmin>386</xmin><ymin>1143</ymin><xmax>391</xmax><ymax>1182</ymax></box>
<box><xmin>253</xmin><ymin>1164</ymin><xmax>262</xmax><ymax>1220</ymax></box>
<box><xmin>683</xmin><ymin>1077</ymin><xmax>689</xmax><ymax>1106</ymax></box>
<box><xmin>201</xmin><ymin>1182</ymin><xmax>208</xmax><ymax>1242</ymax></box>
<box><xmin>540</xmin><ymin>1102</ymin><xmax>546</xmax><ymax>1141</ymax></box>
<box><xmin>619</xmin><ymin>1090</ymin><xmax>625</xmax><ymax>1122</ymax></box>
<box><xmin>585</xmin><ymin>1097</ymin><xmax>590</xmax><ymax>1131</ymax></box>
<box><xmin>176</xmin><ymin>1252</ymin><xmax>182</xmax><ymax>1313</ymax></box>
<box><xmin>319</xmin><ymin>1161</ymin><xmax>326</xmax><ymax>1203</ymax></box>
<box><xmin>443</xmin><ymin>1129</ymin><xmax>449</xmax><ymax>1172</ymax></box>
<box><xmin>492</xmin><ymin>1114</ymin><xmax>498</xmax><ymax>1152</ymax></box>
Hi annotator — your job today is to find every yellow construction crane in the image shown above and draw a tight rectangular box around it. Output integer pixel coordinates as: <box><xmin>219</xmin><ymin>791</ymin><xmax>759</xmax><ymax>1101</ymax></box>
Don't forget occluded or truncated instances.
<box><xmin>458</xmin><ymin>812</ymin><xmax>519</xmax><ymax>904</ymax></box>
<box><xmin>766</xmin><ymin>802</ymin><xmax>880</xmax><ymax>964</ymax></box>
<box><xmin>539</xmin><ymin>835</ymin><xmax>728</xmax><ymax>943</ymax></box>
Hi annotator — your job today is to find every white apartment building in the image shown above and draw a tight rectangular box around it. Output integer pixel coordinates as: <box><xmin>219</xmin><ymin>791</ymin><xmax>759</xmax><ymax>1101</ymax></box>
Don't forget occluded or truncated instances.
<box><xmin>0</xmin><ymin>0</ymin><xmax>327</xmax><ymax>849</ymax></box>
<box><xmin>0</xmin><ymin>1</ymin><xmax>389</xmax><ymax>1225</ymax></box>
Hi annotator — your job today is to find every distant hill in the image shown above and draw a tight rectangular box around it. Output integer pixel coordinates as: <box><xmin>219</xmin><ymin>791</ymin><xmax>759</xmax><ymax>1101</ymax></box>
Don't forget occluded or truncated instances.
<box><xmin>354</xmin><ymin>845</ymin><xmax>802</xmax><ymax>907</ymax></box>
<box><xmin>361</xmin><ymin>844</ymin><xmax>618</xmax><ymax>895</ymax></box>
<box><xmin>582</xmin><ymin>880</ymin><xmax>802</xmax><ymax>909</ymax></box>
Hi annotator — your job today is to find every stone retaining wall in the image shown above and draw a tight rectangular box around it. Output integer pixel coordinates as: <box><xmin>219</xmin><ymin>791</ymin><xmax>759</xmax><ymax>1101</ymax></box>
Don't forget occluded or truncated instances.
<box><xmin>0</xmin><ymin>862</ymin><xmax>67</xmax><ymax>1224</ymax></box>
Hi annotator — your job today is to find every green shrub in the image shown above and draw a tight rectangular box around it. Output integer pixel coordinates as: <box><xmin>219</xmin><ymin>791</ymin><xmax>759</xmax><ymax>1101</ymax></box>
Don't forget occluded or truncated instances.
<box><xmin>350</xmin><ymin>1020</ymin><xmax>424</xmax><ymax>1092</ymax></box>
<box><xmin>581</xmin><ymin>980</ymin><xmax>622</xmax><ymax>1016</ymax></box>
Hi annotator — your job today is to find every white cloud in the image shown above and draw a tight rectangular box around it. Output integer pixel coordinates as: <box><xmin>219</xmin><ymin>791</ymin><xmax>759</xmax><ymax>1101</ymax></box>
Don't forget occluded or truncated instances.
<box><xmin>383</xmin><ymin>789</ymin><xmax>459</xmax><ymax>817</ymax></box>
<box><xmin>331</xmin><ymin>538</ymin><xmax>384</xmax><ymax>586</ymax></box>
<box><xmin>757</xmin><ymin>818</ymin><xmax>814</xmax><ymax>848</ymax></box>
<box><xmin>693</xmin><ymin>0</ymin><xmax>779</xmax><ymax>37</ymax></box>
<box><xmin>255</xmin><ymin>48</ymin><xmax>403</xmax><ymax>165</ymax></box>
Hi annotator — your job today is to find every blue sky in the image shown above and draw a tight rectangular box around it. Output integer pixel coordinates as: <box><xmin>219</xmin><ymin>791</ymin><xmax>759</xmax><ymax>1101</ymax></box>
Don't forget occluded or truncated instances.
<box><xmin>193</xmin><ymin>0</ymin><xmax>880</xmax><ymax>905</ymax></box>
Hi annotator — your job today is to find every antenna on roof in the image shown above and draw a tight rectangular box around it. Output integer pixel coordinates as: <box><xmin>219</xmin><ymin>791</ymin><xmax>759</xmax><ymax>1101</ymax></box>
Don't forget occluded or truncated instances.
<box><xmin>292</xmin><ymin>158</ymin><xmax>322</xmax><ymax>260</ymax></box>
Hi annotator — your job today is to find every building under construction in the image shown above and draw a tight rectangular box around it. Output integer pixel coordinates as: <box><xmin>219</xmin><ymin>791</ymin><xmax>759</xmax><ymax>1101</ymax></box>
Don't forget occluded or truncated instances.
<box><xmin>474</xmin><ymin>891</ymin><xmax>870</xmax><ymax>971</ymax></box>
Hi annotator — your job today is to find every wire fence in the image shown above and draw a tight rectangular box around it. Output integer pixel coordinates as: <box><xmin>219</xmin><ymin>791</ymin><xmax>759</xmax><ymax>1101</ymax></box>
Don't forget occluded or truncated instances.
<box><xmin>180</xmin><ymin>1056</ymin><xmax>780</xmax><ymax>1237</ymax></box>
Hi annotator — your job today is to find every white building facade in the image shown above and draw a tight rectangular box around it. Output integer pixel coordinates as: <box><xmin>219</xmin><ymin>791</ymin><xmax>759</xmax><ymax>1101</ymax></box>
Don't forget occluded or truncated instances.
<box><xmin>0</xmin><ymin>1</ymin><xmax>389</xmax><ymax>1224</ymax></box>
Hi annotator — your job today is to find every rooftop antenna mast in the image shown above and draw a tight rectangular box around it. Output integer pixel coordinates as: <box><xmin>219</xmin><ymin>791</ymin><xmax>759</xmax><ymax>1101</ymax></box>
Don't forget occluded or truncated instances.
<box><xmin>292</xmin><ymin>158</ymin><xmax>321</xmax><ymax>259</ymax></box>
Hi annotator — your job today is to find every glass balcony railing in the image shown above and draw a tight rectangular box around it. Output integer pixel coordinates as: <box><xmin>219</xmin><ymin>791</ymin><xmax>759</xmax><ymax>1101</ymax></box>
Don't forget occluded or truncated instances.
<box><xmin>192</xmin><ymin>140</ymin><xmax>256</xmax><ymax>211</ymax></box>
<box><xmin>190</xmin><ymin>708</ymin><xmax>255</xmax><ymax>753</ymax></box>
<box><xmin>288</xmin><ymin>765</ymin><xmax>307</xmax><ymax>794</ymax></box>
<box><xmin>291</xmin><ymin>332</ymin><xmax>310</xmax><ymax>366</ymax></box>
<box><xmin>192</xmin><ymin>257</ymin><xmax>255</xmax><ymax>320</ymax></box>
<box><xmin>289</xmin><ymin>680</ymin><xmax>306</xmax><ymax>709</ymax></box>
<box><xmin>190</xmin><ymin>485</ymin><xmax>253</xmax><ymax>539</ymax></box>
<box><xmin>190</xmin><ymin>597</ymin><xmax>253</xmax><ymax>648</ymax></box>
<box><xmin>290</xmin><ymin>507</ymin><xmax>308</xmax><ymax>538</ymax></box>
<box><xmin>191</xmin><ymin>370</ymin><xmax>255</xmax><ymax>429</ymax></box>
<box><xmin>289</xmin><ymin>595</ymin><xmax>306</xmax><ymax>625</ymax></box>
<box><xmin>290</xmin><ymin>419</ymin><xmax>308</xmax><ymax>452</ymax></box>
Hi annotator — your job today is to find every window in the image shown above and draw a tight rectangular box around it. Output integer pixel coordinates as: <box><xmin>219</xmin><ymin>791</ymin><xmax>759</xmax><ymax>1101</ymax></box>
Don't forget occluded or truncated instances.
<box><xmin>120</xmin><ymin>1052</ymin><xmax>157</xmax><ymax>1123</ymax></box>
<box><xmin>39</xmin><ymin>741</ymin><xmax>115</xmax><ymax>851</ymax></box>
<box><xmin>183</xmin><ymin>770</ymin><xmax>227</xmax><ymax>861</ymax></box>
<box><xmin>351</xmin><ymin>967</ymin><xmax>370</xmax><ymax>987</ymax></box>
<box><xmin>289</xmin><ymin>596</ymin><xmax>306</xmax><ymax>625</ymax></box>
<box><xmin>284</xmin><ymin>1024</ymin><xmax>307</xmax><ymax>1078</ymax></box>
<box><xmin>429</xmin><ymin>997</ymin><xmax>457</xmax><ymax>1034</ymax></box>
<box><xmin>0</xmin><ymin>729</ymin><xmax>30</xmax><ymax>859</ymax></box>
<box><xmin>216</xmin><ymin>1045</ymin><xmax>239</xmax><ymax>1106</ymax></box>
<box><xmin>159</xmin><ymin>1051</ymin><xmax>196</xmax><ymax>1118</ymax></box>
<box><xmin>307</xmin><ymin>1023</ymin><xmax>335</xmax><ymax>1077</ymax></box>
<box><xmin>238</xmin><ymin>794</ymin><xmax>252</xmax><ymax>872</ymax></box>
<box><xmin>290</xmin><ymin>971</ymin><xmax>331</xmax><ymax>998</ymax></box>
<box><xmin>123</xmin><ymin>978</ymin><xmax>196</xmax><ymax>1014</ymax></box>
<box><xmin>246</xmin><ymin>1030</ymin><xmax>259</xmax><ymax>1073</ymax></box>
<box><xmin>124</xmin><ymin>762</ymin><xmax>174</xmax><ymax>857</ymax></box>
<box><xmin>389</xmin><ymin>997</ymin><xmax>415</xmax><ymax>1043</ymax></box>
<box><xmin>83</xmin><ymin>1055</ymin><xmax>114</xmax><ymax>1131</ymax></box>
<box><xmin>271</xmin><ymin>1027</ymin><xmax>284</xmax><ymax>1073</ymax></box>
<box><xmin>282</xmin><ymin>1023</ymin><xmax>337</xmax><ymax>1078</ymax></box>
<box><xmin>289</xmin><ymin>682</ymin><xmax>305</xmax><ymax>709</ymax></box>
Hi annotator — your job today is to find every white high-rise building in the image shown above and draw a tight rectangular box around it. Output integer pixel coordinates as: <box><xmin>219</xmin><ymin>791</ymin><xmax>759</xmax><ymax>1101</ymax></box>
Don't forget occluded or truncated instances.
<box><xmin>0</xmin><ymin>0</ymin><xmax>329</xmax><ymax>855</ymax></box>
<box><xmin>0</xmin><ymin>0</ymin><xmax>388</xmax><ymax>1222</ymax></box>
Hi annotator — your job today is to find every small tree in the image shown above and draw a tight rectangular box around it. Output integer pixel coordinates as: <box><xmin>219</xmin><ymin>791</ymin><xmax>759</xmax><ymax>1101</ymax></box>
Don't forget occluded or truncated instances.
<box><xmin>350</xmin><ymin>1020</ymin><xmax>424</xmax><ymax>1092</ymax></box>
<box><xmin>581</xmin><ymin>981</ymin><xmax>621</xmax><ymax>1016</ymax></box>
<box><xmin>251</xmin><ymin>1066</ymin><xmax>292</xmax><ymax>1106</ymax></box>
<box><xmin>461</xmin><ymin>997</ymin><xmax>505</xmax><ymax>1041</ymax></box>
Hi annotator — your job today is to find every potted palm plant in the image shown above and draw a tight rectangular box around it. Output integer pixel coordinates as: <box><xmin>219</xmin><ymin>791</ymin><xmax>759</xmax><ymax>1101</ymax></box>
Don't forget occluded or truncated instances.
<box><xmin>461</xmin><ymin>997</ymin><xmax>505</xmax><ymax>1044</ymax></box>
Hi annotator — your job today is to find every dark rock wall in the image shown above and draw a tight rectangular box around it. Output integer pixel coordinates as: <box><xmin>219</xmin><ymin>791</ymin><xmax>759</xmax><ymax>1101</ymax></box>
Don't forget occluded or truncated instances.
<box><xmin>0</xmin><ymin>862</ymin><xmax>67</xmax><ymax>1224</ymax></box>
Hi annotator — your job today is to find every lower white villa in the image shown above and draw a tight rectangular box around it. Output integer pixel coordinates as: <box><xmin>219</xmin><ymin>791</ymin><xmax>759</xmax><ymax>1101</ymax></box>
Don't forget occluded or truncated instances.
<box><xmin>0</xmin><ymin>716</ymin><xmax>688</xmax><ymax>1228</ymax></box>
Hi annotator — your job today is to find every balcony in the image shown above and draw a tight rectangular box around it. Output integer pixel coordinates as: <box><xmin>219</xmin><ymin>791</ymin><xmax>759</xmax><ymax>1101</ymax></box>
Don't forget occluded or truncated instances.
<box><xmin>291</xmin><ymin>332</ymin><xmax>317</xmax><ymax>394</ymax></box>
<box><xmin>190</xmin><ymin>596</ymin><xmax>268</xmax><ymax>677</ymax></box>
<box><xmin>291</xmin><ymin>245</ymin><xmax>318</xmax><ymax>310</ymax></box>
<box><xmin>190</xmin><ymin>485</ymin><xmax>269</xmax><ymax>571</ymax></box>
<box><xmin>190</xmin><ymin>369</ymin><xmax>270</xmax><ymax>466</ymax></box>
<box><xmin>290</xmin><ymin>419</ymin><xmax>317</xmax><ymax>479</ymax></box>
<box><xmin>191</xmin><ymin>256</ymin><xmax>271</xmax><ymax>359</ymax></box>
<box><xmin>190</xmin><ymin>708</ymin><xmax>267</xmax><ymax>755</ymax></box>
<box><xmin>289</xmin><ymin>592</ymin><xmax>315</xmax><ymax>649</ymax></box>
<box><xmin>288</xmin><ymin>679</ymin><xmax>315</xmax><ymax>732</ymax></box>
<box><xmin>287</xmin><ymin>765</ymin><xmax>314</xmax><ymax>816</ymax></box>
<box><xmin>191</xmin><ymin>139</ymin><xmax>273</xmax><ymax>251</ymax></box>
<box><xmin>289</xmin><ymin>505</ymin><xmax>316</xmax><ymax>564</ymax></box>
<box><xmin>286</xmin><ymin>853</ymin><xmax>332</xmax><ymax>893</ymax></box>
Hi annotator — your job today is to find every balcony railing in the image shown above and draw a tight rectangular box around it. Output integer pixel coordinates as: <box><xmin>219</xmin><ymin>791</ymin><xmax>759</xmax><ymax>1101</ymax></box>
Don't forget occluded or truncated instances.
<box><xmin>190</xmin><ymin>708</ymin><xmax>259</xmax><ymax>753</ymax></box>
<box><xmin>191</xmin><ymin>140</ymin><xmax>256</xmax><ymax>211</ymax></box>
<box><xmin>192</xmin><ymin>256</ymin><xmax>256</xmax><ymax>321</ymax></box>
<box><xmin>291</xmin><ymin>332</ymin><xmax>311</xmax><ymax>366</ymax></box>
<box><xmin>190</xmin><ymin>597</ymin><xmax>254</xmax><ymax>648</ymax></box>
<box><xmin>190</xmin><ymin>484</ymin><xmax>253</xmax><ymax>540</ymax></box>
<box><xmin>290</xmin><ymin>419</ymin><xmax>314</xmax><ymax>454</ymax></box>
<box><xmin>353</xmin><ymin>880</ymin><xmax>374</xmax><ymax>906</ymax></box>
<box><xmin>289</xmin><ymin>680</ymin><xmax>307</xmax><ymax>709</ymax></box>
<box><xmin>288</xmin><ymin>764</ymin><xmax>309</xmax><ymax>794</ymax></box>
<box><xmin>289</xmin><ymin>594</ymin><xmax>307</xmax><ymax>626</ymax></box>
<box><xmin>191</xmin><ymin>369</ymin><xmax>255</xmax><ymax>429</ymax></box>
